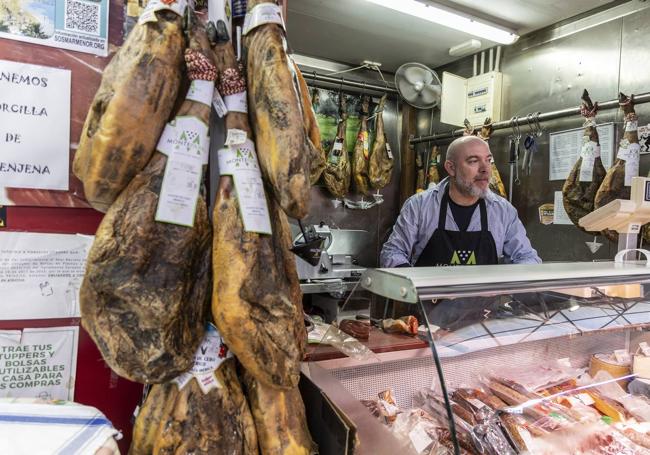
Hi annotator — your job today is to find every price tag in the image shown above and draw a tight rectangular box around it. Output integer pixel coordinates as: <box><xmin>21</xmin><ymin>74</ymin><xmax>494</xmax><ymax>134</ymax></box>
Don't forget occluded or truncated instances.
<box><xmin>328</xmin><ymin>138</ymin><xmax>344</xmax><ymax>165</ymax></box>
<box><xmin>579</xmin><ymin>140</ymin><xmax>599</xmax><ymax>182</ymax></box>
<box><xmin>408</xmin><ymin>423</ymin><xmax>433</xmax><ymax>453</ymax></box>
<box><xmin>639</xmin><ymin>342</ymin><xmax>650</xmax><ymax>357</ymax></box>
<box><xmin>218</xmin><ymin>140</ymin><xmax>272</xmax><ymax>234</ymax></box>
<box><xmin>576</xmin><ymin>393</ymin><xmax>596</xmax><ymax>406</ymax></box>
<box><xmin>468</xmin><ymin>398</ymin><xmax>486</xmax><ymax>410</ymax></box>
<box><xmin>212</xmin><ymin>90</ymin><xmax>228</xmax><ymax>118</ymax></box>
<box><xmin>617</xmin><ymin>141</ymin><xmax>640</xmax><ymax>186</ymax></box>
<box><xmin>626</xmin><ymin>120</ymin><xmax>638</xmax><ymax>132</ymax></box>
<box><xmin>225</xmin><ymin>129</ymin><xmax>248</xmax><ymax>146</ymax></box>
<box><xmin>614</xmin><ymin>349</ymin><xmax>632</xmax><ymax>365</ymax></box>
<box><xmin>386</xmin><ymin>142</ymin><xmax>393</xmax><ymax>160</ymax></box>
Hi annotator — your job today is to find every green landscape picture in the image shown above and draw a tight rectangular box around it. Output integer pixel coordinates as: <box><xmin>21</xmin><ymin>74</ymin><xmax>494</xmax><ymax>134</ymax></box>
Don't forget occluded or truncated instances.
<box><xmin>0</xmin><ymin>0</ymin><xmax>55</xmax><ymax>39</ymax></box>
<box><xmin>312</xmin><ymin>88</ymin><xmax>377</xmax><ymax>154</ymax></box>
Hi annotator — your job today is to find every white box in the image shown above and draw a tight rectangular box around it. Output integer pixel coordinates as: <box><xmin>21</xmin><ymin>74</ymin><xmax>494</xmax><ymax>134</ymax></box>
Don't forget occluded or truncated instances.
<box><xmin>440</xmin><ymin>71</ymin><xmax>503</xmax><ymax>127</ymax></box>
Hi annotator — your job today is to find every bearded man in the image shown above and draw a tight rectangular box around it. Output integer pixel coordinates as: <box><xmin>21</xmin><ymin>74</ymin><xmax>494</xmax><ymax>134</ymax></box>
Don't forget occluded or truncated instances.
<box><xmin>381</xmin><ymin>135</ymin><xmax>540</xmax><ymax>267</ymax></box>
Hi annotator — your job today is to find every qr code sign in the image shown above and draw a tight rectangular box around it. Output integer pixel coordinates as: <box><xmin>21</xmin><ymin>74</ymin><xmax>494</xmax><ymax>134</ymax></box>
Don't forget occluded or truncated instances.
<box><xmin>64</xmin><ymin>0</ymin><xmax>101</xmax><ymax>36</ymax></box>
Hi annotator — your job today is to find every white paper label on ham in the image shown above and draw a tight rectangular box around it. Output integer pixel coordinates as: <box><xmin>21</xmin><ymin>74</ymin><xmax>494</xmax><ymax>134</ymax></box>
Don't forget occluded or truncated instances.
<box><xmin>186</xmin><ymin>80</ymin><xmax>215</xmax><ymax>107</ymax></box>
<box><xmin>626</xmin><ymin>120</ymin><xmax>638</xmax><ymax>132</ymax></box>
<box><xmin>243</xmin><ymin>3</ymin><xmax>286</xmax><ymax>35</ymax></box>
<box><xmin>156</xmin><ymin>116</ymin><xmax>210</xmax><ymax>164</ymax></box>
<box><xmin>218</xmin><ymin>140</ymin><xmax>273</xmax><ymax>234</ymax></box>
<box><xmin>579</xmin><ymin>141</ymin><xmax>599</xmax><ymax>182</ymax></box>
<box><xmin>172</xmin><ymin>324</ymin><xmax>231</xmax><ymax>394</ymax></box>
<box><xmin>139</xmin><ymin>0</ymin><xmax>188</xmax><ymax>24</ymax></box>
<box><xmin>225</xmin><ymin>91</ymin><xmax>248</xmax><ymax>114</ymax></box>
<box><xmin>225</xmin><ymin>128</ymin><xmax>248</xmax><ymax>146</ymax></box>
<box><xmin>155</xmin><ymin>116</ymin><xmax>209</xmax><ymax>226</ymax></box>
<box><xmin>212</xmin><ymin>90</ymin><xmax>228</xmax><ymax>118</ymax></box>
<box><xmin>618</xmin><ymin>142</ymin><xmax>640</xmax><ymax>186</ymax></box>
<box><xmin>386</xmin><ymin>142</ymin><xmax>394</xmax><ymax>159</ymax></box>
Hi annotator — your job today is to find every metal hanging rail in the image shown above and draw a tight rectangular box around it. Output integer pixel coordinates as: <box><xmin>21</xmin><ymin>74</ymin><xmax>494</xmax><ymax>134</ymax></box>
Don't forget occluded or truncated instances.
<box><xmin>410</xmin><ymin>91</ymin><xmax>650</xmax><ymax>145</ymax></box>
<box><xmin>301</xmin><ymin>70</ymin><xmax>399</xmax><ymax>95</ymax></box>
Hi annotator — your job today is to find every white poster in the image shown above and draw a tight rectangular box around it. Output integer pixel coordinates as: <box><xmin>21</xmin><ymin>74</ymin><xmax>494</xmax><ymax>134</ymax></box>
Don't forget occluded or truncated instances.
<box><xmin>0</xmin><ymin>232</ymin><xmax>93</xmax><ymax>320</ymax></box>
<box><xmin>549</xmin><ymin>123</ymin><xmax>615</xmax><ymax>181</ymax></box>
<box><xmin>0</xmin><ymin>326</ymin><xmax>79</xmax><ymax>400</ymax></box>
<box><xmin>0</xmin><ymin>60</ymin><xmax>71</xmax><ymax>191</ymax></box>
<box><xmin>553</xmin><ymin>191</ymin><xmax>573</xmax><ymax>225</ymax></box>
<box><xmin>0</xmin><ymin>0</ymin><xmax>110</xmax><ymax>57</ymax></box>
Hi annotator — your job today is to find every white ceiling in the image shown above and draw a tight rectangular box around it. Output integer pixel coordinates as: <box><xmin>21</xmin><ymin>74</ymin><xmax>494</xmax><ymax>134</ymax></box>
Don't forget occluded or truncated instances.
<box><xmin>287</xmin><ymin>0</ymin><xmax>618</xmax><ymax>72</ymax></box>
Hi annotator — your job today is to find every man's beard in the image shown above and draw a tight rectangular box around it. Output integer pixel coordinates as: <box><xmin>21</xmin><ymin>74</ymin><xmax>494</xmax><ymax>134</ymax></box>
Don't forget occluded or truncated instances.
<box><xmin>454</xmin><ymin>174</ymin><xmax>489</xmax><ymax>199</ymax></box>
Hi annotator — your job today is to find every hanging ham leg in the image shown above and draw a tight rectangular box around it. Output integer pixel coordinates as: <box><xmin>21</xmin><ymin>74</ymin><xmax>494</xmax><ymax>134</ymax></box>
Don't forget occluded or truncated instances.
<box><xmin>211</xmin><ymin>23</ymin><xmax>305</xmax><ymax>390</ymax></box>
<box><xmin>322</xmin><ymin>94</ymin><xmax>351</xmax><ymax>198</ymax></box>
<box><xmin>595</xmin><ymin>93</ymin><xmax>640</xmax><ymax>208</ymax></box>
<box><xmin>74</xmin><ymin>8</ymin><xmax>185</xmax><ymax>212</ymax></box>
<box><xmin>352</xmin><ymin>95</ymin><xmax>372</xmax><ymax>195</ymax></box>
<box><xmin>241</xmin><ymin>369</ymin><xmax>316</xmax><ymax>455</ymax></box>
<box><xmin>368</xmin><ymin>94</ymin><xmax>393</xmax><ymax>190</ymax></box>
<box><xmin>562</xmin><ymin>90</ymin><xmax>613</xmax><ymax>241</ymax></box>
<box><xmin>80</xmin><ymin>19</ymin><xmax>213</xmax><ymax>384</ymax></box>
<box><xmin>243</xmin><ymin>0</ymin><xmax>311</xmax><ymax>219</ymax></box>
<box><xmin>291</xmin><ymin>60</ymin><xmax>325</xmax><ymax>185</ymax></box>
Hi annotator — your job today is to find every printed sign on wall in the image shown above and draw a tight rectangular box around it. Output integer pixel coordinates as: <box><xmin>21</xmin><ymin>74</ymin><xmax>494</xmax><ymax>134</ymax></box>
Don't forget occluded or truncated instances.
<box><xmin>0</xmin><ymin>60</ymin><xmax>71</xmax><ymax>191</ymax></box>
<box><xmin>0</xmin><ymin>0</ymin><xmax>110</xmax><ymax>56</ymax></box>
<box><xmin>0</xmin><ymin>327</ymin><xmax>79</xmax><ymax>401</ymax></box>
<box><xmin>0</xmin><ymin>232</ymin><xmax>93</xmax><ymax>320</ymax></box>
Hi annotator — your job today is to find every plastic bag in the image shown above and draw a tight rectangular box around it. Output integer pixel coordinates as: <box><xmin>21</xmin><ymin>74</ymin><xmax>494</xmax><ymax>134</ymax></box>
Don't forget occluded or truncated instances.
<box><xmin>391</xmin><ymin>409</ymin><xmax>442</xmax><ymax>455</ymax></box>
<box><xmin>307</xmin><ymin>319</ymin><xmax>379</xmax><ymax>361</ymax></box>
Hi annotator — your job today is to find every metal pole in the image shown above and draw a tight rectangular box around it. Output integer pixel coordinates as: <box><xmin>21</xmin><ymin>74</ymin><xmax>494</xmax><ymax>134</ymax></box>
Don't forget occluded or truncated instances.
<box><xmin>411</xmin><ymin>91</ymin><xmax>650</xmax><ymax>145</ymax></box>
<box><xmin>300</xmin><ymin>70</ymin><xmax>399</xmax><ymax>95</ymax></box>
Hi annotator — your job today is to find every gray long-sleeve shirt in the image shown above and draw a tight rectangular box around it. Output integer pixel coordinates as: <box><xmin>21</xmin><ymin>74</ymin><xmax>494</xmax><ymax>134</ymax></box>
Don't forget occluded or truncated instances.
<box><xmin>380</xmin><ymin>178</ymin><xmax>541</xmax><ymax>267</ymax></box>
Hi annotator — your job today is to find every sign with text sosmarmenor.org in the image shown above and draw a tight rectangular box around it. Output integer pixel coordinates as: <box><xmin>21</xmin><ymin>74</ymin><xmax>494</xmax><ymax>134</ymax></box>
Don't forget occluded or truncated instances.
<box><xmin>0</xmin><ymin>0</ymin><xmax>109</xmax><ymax>57</ymax></box>
<box><xmin>0</xmin><ymin>60</ymin><xmax>70</xmax><ymax>191</ymax></box>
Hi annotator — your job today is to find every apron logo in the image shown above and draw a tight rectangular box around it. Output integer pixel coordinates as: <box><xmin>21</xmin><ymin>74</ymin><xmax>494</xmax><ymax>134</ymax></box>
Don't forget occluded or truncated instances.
<box><xmin>450</xmin><ymin>250</ymin><xmax>476</xmax><ymax>265</ymax></box>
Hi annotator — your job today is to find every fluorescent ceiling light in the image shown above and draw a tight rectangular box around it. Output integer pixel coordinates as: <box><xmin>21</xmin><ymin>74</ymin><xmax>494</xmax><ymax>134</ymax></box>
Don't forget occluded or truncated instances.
<box><xmin>366</xmin><ymin>0</ymin><xmax>519</xmax><ymax>45</ymax></box>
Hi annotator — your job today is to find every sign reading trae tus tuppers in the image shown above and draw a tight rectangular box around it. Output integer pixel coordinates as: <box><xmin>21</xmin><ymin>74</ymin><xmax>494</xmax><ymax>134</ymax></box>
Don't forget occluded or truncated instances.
<box><xmin>0</xmin><ymin>327</ymin><xmax>79</xmax><ymax>401</ymax></box>
<box><xmin>0</xmin><ymin>59</ymin><xmax>71</xmax><ymax>191</ymax></box>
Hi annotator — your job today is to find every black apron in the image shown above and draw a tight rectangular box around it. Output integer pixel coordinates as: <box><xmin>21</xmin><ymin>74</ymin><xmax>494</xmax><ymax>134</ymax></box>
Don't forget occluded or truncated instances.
<box><xmin>415</xmin><ymin>187</ymin><xmax>498</xmax><ymax>267</ymax></box>
<box><xmin>415</xmin><ymin>189</ymin><xmax>500</xmax><ymax>330</ymax></box>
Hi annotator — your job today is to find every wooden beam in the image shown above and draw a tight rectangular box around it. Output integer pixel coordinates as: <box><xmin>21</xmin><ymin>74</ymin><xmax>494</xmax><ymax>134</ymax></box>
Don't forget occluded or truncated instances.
<box><xmin>399</xmin><ymin>105</ymin><xmax>417</xmax><ymax>207</ymax></box>
<box><xmin>279</xmin><ymin>0</ymin><xmax>288</xmax><ymax>22</ymax></box>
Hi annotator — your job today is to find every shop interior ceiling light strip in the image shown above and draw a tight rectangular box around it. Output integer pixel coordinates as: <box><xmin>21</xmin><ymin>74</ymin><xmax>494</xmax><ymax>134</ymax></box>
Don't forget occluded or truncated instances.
<box><xmin>365</xmin><ymin>0</ymin><xmax>519</xmax><ymax>45</ymax></box>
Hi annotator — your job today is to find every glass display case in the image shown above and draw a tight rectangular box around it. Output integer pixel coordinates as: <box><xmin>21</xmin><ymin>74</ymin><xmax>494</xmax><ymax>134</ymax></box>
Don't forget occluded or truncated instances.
<box><xmin>304</xmin><ymin>259</ymin><xmax>650</xmax><ymax>455</ymax></box>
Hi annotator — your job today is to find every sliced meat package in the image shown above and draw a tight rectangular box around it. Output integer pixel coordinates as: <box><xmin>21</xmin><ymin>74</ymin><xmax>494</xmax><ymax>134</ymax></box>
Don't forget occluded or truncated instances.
<box><xmin>80</xmin><ymin>19</ymin><xmax>213</xmax><ymax>383</ymax></box>
<box><xmin>352</xmin><ymin>95</ymin><xmax>372</xmax><ymax>195</ymax></box>
<box><xmin>74</xmin><ymin>4</ymin><xmax>185</xmax><ymax>212</ymax></box>
<box><xmin>243</xmin><ymin>0</ymin><xmax>311</xmax><ymax>218</ymax></box>
<box><xmin>211</xmin><ymin>24</ymin><xmax>306</xmax><ymax>390</ymax></box>
<box><xmin>130</xmin><ymin>326</ymin><xmax>258</xmax><ymax>455</ymax></box>
<box><xmin>322</xmin><ymin>93</ymin><xmax>351</xmax><ymax>198</ymax></box>
<box><xmin>562</xmin><ymin>90</ymin><xmax>613</xmax><ymax>240</ymax></box>
<box><xmin>595</xmin><ymin>93</ymin><xmax>640</xmax><ymax>209</ymax></box>
<box><xmin>241</xmin><ymin>369</ymin><xmax>316</xmax><ymax>455</ymax></box>
<box><xmin>368</xmin><ymin>94</ymin><xmax>394</xmax><ymax>190</ymax></box>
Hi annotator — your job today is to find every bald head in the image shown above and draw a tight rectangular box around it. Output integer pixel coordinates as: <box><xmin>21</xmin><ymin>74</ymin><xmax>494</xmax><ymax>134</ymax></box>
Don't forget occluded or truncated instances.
<box><xmin>444</xmin><ymin>135</ymin><xmax>493</xmax><ymax>202</ymax></box>
<box><xmin>446</xmin><ymin>135</ymin><xmax>490</xmax><ymax>164</ymax></box>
